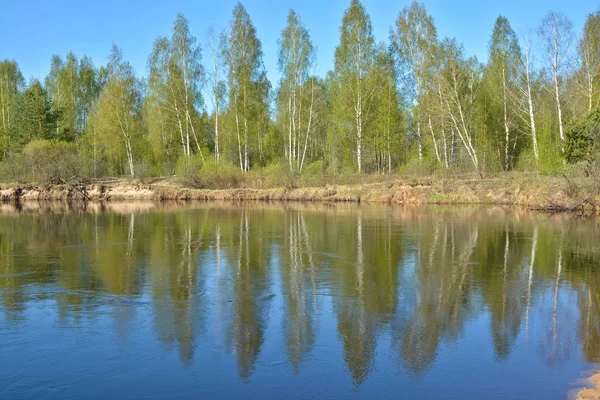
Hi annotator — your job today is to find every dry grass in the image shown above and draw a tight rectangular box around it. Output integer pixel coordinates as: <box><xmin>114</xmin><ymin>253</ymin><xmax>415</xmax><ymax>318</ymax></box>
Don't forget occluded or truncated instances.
<box><xmin>1</xmin><ymin>173</ymin><xmax>599</xmax><ymax>213</ymax></box>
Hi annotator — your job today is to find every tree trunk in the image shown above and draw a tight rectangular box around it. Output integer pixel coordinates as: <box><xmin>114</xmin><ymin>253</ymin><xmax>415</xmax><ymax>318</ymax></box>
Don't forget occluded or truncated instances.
<box><xmin>525</xmin><ymin>52</ymin><xmax>539</xmax><ymax>166</ymax></box>
<box><xmin>288</xmin><ymin>95</ymin><xmax>293</xmax><ymax>169</ymax></box>
<box><xmin>552</xmin><ymin>40</ymin><xmax>565</xmax><ymax>155</ymax></box>
<box><xmin>428</xmin><ymin>115</ymin><xmax>441</xmax><ymax>165</ymax></box>
<box><xmin>235</xmin><ymin>106</ymin><xmax>243</xmax><ymax>172</ymax></box>
<box><xmin>502</xmin><ymin>68</ymin><xmax>510</xmax><ymax>171</ymax></box>
<box><xmin>553</xmin><ymin>73</ymin><xmax>565</xmax><ymax>155</ymax></box>
<box><xmin>243</xmin><ymin>87</ymin><xmax>249</xmax><ymax>172</ymax></box>
<box><xmin>299</xmin><ymin>78</ymin><xmax>315</xmax><ymax>174</ymax></box>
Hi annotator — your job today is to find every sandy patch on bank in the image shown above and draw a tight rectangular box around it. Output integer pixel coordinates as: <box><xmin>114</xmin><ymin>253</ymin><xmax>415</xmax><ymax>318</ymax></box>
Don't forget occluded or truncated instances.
<box><xmin>573</xmin><ymin>371</ymin><xmax>600</xmax><ymax>400</ymax></box>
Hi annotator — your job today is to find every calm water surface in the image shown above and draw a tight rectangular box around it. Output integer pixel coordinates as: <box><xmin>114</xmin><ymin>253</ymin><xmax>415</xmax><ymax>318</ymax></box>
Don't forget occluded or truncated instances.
<box><xmin>0</xmin><ymin>202</ymin><xmax>599</xmax><ymax>399</ymax></box>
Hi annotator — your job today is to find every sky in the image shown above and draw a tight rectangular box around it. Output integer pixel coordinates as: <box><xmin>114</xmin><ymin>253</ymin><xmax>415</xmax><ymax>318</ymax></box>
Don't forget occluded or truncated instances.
<box><xmin>0</xmin><ymin>0</ymin><xmax>596</xmax><ymax>89</ymax></box>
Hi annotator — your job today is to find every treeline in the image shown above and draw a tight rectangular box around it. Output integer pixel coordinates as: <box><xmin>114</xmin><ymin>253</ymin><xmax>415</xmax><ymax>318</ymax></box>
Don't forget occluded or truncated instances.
<box><xmin>0</xmin><ymin>1</ymin><xmax>599</xmax><ymax>185</ymax></box>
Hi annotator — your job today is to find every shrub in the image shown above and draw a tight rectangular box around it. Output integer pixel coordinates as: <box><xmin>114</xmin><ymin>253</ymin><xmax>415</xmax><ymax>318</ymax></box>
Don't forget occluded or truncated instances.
<box><xmin>0</xmin><ymin>152</ymin><xmax>29</xmax><ymax>184</ymax></box>
<box><xmin>178</xmin><ymin>157</ymin><xmax>243</xmax><ymax>189</ymax></box>
<box><xmin>133</xmin><ymin>160</ymin><xmax>154</xmax><ymax>183</ymax></box>
<box><xmin>1</xmin><ymin>140</ymin><xmax>82</xmax><ymax>184</ymax></box>
<box><xmin>260</xmin><ymin>162</ymin><xmax>298</xmax><ymax>189</ymax></box>
<box><xmin>301</xmin><ymin>160</ymin><xmax>327</xmax><ymax>187</ymax></box>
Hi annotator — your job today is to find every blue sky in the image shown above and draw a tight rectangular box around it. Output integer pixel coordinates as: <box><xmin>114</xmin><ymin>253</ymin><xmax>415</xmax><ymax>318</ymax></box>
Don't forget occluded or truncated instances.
<box><xmin>0</xmin><ymin>0</ymin><xmax>595</xmax><ymax>88</ymax></box>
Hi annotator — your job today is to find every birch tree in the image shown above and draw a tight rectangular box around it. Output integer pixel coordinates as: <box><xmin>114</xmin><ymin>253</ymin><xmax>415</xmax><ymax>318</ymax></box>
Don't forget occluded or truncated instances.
<box><xmin>147</xmin><ymin>13</ymin><xmax>205</xmax><ymax>170</ymax></box>
<box><xmin>207</xmin><ymin>27</ymin><xmax>226</xmax><ymax>163</ymax></box>
<box><xmin>514</xmin><ymin>34</ymin><xmax>540</xmax><ymax>166</ymax></box>
<box><xmin>77</xmin><ymin>56</ymin><xmax>102</xmax><ymax>135</ymax></box>
<box><xmin>223</xmin><ymin>3</ymin><xmax>267</xmax><ymax>171</ymax></box>
<box><xmin>391</xmin><ymin>1</ymin><xmax>437</xmax><ymax>162</ymax></box>
<box><xmin>578</xmin><ymin>9</ymin><xmax>600</xmax><ymax>113</ymax></box>
<box><xmin>485</xmin><ymin>16</ymin><xmax>522</xmax><ymax>171</ymax></box>
<box><xmin>438</xmin><ymin>39</ymin><xmax>483</xmax><ymax>177</ymax></box>
<box><xmin>91</xmin><ymin>45</ymin><xmax>143</xmax><ymax>177</ymax></box>
<box><xmin>331</xmin><ymin>0</ymin><xmax>376</xmax><ymax>173</ymax></box>
<box><xmin>373</xmin><ymin>45</ymin><xmax>404</xmax><ymax>173</ymax></box>
<box><xmin>171</xmin><ymin>14</ymin><xmax>205</xmax><ymax>161</ymax></box>
<box><xmin>277</xmin><ymin>9</ymin><xmax>316</xmax><ymax>174</ymax></box>
<box><xmin>147</xmin><ymin>37</ymin><xmax>179</xmax><ymax>172</ymax></box>
<box><xmin>539</xmin><ymin>11</ymin><xmax>574</xmax><ymax>155</ymax></box>
<box><xmin>0</xmin><ymin>60</ymin><xmax>23</xmax><ymax>159</ymax></box>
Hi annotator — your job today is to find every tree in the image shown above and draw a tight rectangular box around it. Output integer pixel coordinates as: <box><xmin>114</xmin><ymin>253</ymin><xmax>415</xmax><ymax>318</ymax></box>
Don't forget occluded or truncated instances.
<box><xmin>484</xmin><ymin>16</ymin><xmax>522</xmax><ymax>171</ymax></box>
<box><xmin>90</xmin><ymin>45</ymin><xmax>144</xmax><ymax>177</ymax></box>
<box><xmin>207</xmin><ymin>27</ymin><xmax>227</xmax><ymax>163</ymax></box>
<box><xmin>578</xmin><ymin>9</ymin><xmax>600</xmax><ymax>113</ymax></box>
<box><xmin>513</xmin><ymin>33</ymin><xmax>541</xmax><ymax>168</ymax></box>
<box><xmin>222</xmin><ymin>2</ymin><xmax>268</xmax><ymax>171</ymax></box>
<box><xmin>147</xmin><ymin>37</ymin><xmax>179</xmax><ymax>173</ymax></box>
<box><xmin>0</xmin><ymin>60</ymin><xmax>24</xmax><ymax>159</ymax></box>
<box><xmin>565</xmin><ymin>106</ymin><xmax>600</xmax><ymax>170</ymax></box>
<box><xmin>331</xmin><ymin>0</ymin><xmax>376</xmax><ymax>173</ymax></box>
<box><xmin>45</xmin><ymin>53</ymin><xmax>79</xmax><ymax>141</ymax></box>
<box><xmin>391</xmin><ymin>1</ymin><xmax>437</xmax><ymax>162</ymax></box>
<box><xmin>171</xmin><ymin>13</ymin><xmax>205</xmax><ymax>161</ymax></box>
<box><xmin>77</xmin><ymin>56</ymin><xmax>102</xmax><ymax>135</ymax></box>
<box><xmin>372</xmin><ymin>45</ymin><xmax>405</xmax><ymax>172</ymax></box>
<box><xmin>438</xmin><ymin>39</ymin><xmax>483</xmax><ymax>177</ymax></box>
<box><xmin>277</xmin><ymin>9</ymin><xmax>317</xmax><ymax>174</ymax></box>
<box><xmin>538</xmin><ymin>11</ymin><xmax>574</xmax><ymax>156</ymax></box>
<box><xmin>147</xmin><ymin>13</ymin><xmax>206</xmax><ymax>171</ymax></box>
<box><xmin>13</xmin><ymin>80</ymin><xmax>54</xmax><ymax>146</ymax></box>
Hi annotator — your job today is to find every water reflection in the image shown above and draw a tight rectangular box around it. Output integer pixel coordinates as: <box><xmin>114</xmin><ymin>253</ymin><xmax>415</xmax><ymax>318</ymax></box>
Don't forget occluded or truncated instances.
<box><xmin>0</xmin><ymin>204</ymin><xmax>599</xmax><ymax>394</ymax></box>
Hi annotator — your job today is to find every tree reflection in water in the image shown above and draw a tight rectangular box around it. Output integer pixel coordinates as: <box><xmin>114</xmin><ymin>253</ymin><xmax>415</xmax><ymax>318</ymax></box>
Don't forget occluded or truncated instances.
<box><xmin>0</xmin><ymin>204</ymin><xmax>599</xmax><ymax>388</ymax></box>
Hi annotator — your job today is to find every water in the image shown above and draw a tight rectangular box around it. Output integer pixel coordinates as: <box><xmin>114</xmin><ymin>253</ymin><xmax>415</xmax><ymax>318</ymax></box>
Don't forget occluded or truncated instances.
<box><xmin>0</xmin><ymin>202</ymin><xmax>598</xmax><ymax>399</ymax></box>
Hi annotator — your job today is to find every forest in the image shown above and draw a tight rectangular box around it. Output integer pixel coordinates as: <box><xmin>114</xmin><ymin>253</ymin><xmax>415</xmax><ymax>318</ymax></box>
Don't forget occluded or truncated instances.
<box><xmin>0</xmin><ymin>0</ymin><xmax>599</xmax><ymax>188</ymax></box>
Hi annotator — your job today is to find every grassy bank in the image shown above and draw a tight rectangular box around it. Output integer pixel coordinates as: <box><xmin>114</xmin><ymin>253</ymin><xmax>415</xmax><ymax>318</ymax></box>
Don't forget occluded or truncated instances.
<box><xmin>1</xmin><ymin>174</ymin><xmax>599</xmax><ymax>212</ymax></box>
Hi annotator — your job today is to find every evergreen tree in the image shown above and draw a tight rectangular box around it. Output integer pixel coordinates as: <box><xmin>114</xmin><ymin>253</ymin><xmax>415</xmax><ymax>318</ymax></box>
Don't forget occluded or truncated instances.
<box><xmin>13</xmin><ymin>80</ymin><xmax>54</xmax><ymax>146</ymax></box>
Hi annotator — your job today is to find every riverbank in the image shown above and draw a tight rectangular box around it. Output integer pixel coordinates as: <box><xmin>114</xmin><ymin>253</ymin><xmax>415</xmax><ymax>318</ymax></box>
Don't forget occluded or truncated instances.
<box><xmin>0</xmin><ymin>176</ymin><xmax>598</xmax><ymax>212</ymax></box>
<box><xmin>576</xmin><ymin>372</ymin><xmax>600</xmax><ymax>400</ymax></box>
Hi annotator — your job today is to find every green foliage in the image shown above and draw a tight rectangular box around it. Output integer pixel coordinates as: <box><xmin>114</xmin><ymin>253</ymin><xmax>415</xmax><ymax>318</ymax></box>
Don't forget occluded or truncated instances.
<box><xmin>329</xmin><ymin>0</ymin><xmax>376</xmax><ymax>173</ymax></box>
<box><xmin>300</xmin><ymin>160</ymin><xmax>327</xmax><ymax>187</ymax></box>
<box><xmin>1</xmin><ymin>139</ymin><xmax>81</xmax><ymax>184</ymax></box>
<box><xmin>566</xmin><ymin>107</ymin><xmax>600</xmax><ymax>173</ymax></box>
<box><xmin>178</xmin><ymin>157</ymin><xmax>243</xmax><ymax>189</ymax></box>
<box><xmin>480</xmin><ymin>16</ymin><xmax>523</xmax><ymax>171</ymax></box>
<box><xmin>0</xmin><ymin>2</ymin><xmax>598</xmax><ymax>184</ymax></box>
<box><xmin>0</xmin><ymin>60</ymin><xmax>24</xmax><ymax>159</ymax></box>
<box><xmin>222</xmin><ymin>3</ymin><xmax>270</xmax><ymax>171</ymax></box>
<box><xmin>12</xmin><ymin>80</ymin><xmax>56</xmax><ymax>148</ymax></box>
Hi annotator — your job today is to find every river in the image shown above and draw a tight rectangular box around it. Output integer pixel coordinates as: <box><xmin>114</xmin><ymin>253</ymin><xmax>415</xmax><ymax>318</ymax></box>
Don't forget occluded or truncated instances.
<box><xmin>0</xmin><ymin>203</ymin><xmax>598</xmax><ymax>399</ymax></box>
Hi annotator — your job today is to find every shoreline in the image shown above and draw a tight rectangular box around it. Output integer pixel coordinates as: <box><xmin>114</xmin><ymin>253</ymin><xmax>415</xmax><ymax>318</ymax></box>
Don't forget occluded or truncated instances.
<box><xmin>0</xmin><ymin>178</ymin><xmax>599</xmax><ymax>213</ymax></box>
<box><xmin>576</xmin><ymin>371</ymin><xmax>600</xmax><ymax>400</ymax></box>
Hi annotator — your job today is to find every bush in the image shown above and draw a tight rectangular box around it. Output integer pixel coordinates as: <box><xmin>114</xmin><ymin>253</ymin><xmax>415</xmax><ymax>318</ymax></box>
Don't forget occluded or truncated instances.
<box><xmin>260</xmin><ymin>162</ymin><xmax>298</xmax><ymax>189</ymax></box>
<box><xmin>0</xmin><ymin>140</ymin><xmax>81</xmax><ymax>184</ymax></box>
<box><xmin>301</xmin><ymin>160</ymin><xmax>327</xmax><ymax>187</ymax></box>
<box><xmin>133</xmin><ymin>160</ymin><xmax>154</xmax><ymax>183</ymax></box>
<box><xmin>0</xmin><ymin>152</ymin><xmax>29</xmax><ymax>184</ymax></box>
<box><xmin>178</xmin><ymin>157</ymin><xmax>243</xmax><ymax>189</ymax></box>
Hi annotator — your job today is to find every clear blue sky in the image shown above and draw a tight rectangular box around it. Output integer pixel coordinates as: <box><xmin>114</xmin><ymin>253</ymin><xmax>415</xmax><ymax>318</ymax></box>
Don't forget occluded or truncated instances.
<box><xmin>0</xmin><ymin>0</ymin><xmax>595</xmax><ymax>88</ymax></box>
